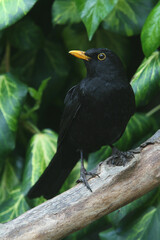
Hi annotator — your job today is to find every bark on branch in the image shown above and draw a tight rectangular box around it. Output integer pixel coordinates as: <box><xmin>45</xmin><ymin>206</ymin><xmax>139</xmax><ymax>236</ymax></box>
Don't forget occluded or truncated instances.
<box><xmin>0</xmin><ymin>130</ymin><xmax>160</xmax><ymax>240</ymax></box>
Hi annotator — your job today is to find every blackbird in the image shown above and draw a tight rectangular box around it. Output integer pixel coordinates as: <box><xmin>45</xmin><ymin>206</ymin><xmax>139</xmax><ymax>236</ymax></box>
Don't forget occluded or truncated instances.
<box><xmin>28</xmin><ymin>48</ymin><xmax>135</xmax><ymax>199</ymax></box>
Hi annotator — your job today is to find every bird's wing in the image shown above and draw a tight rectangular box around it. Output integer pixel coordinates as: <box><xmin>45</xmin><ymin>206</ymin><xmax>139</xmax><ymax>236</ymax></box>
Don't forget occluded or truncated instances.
<box><xmin>58</xmin><ymin>84</ymin><xmax>81</xmax><ymax>147</ymax></box>
<box><xmin>28</xmin><ymin>84</ymin><xmax>81</xmax><ymax>199</ymax></box>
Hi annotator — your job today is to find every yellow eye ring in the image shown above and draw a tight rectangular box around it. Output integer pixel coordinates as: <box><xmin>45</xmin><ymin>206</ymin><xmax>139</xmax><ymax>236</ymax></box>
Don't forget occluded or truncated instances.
<box><xmin>98</xmin><ymin>53</ymin><xmax>106</xmax><ymax>61</ymax></box>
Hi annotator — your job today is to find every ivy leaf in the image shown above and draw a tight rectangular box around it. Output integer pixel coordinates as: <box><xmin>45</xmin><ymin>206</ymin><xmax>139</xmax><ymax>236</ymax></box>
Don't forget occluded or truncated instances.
<box><xmin>99</xmin><ymin>206</ymin><xmax>160</xmax><ymax>240</ymax></box>
<box><xmin>103</xmin><ymin>0</ymin><xmax>157</xmax><ymax>36</ymax></box>
<box><xmin>28</xmin><ymin>78</ymin><xmax>50</xmax><ymax>101</ymax></box>
<box><xmin>63</xmin><ymin>25</ymin><xmax>89</xmax><ymax>52</ymax></box>
<box><xmin>0</xmin><ymin>73</ymin><xmax>27</xmax><ymax>161</ymax></box>
<box><xmin>87</xmin><ymin>113</ymin><xmax>156</xmax><ymax>170</ymax></box>
<box><xmin>28</xmin><ymin>77</ymin><xmax>50</xmax><ymax>114</ymax></box>
<box><xmin>131</xmin><ymin>51</ymin><xmax>160</xmax><ymax>107</ymax></box>
<box><xmin>11</xmin><ymin>40</ymin><xmax>70</xmax><ymax>100</ymax></box>
<box><xmin>22</xmin><ymin>129</ymin><xmax>58</xmax><ymax>194</ymax></box>
<box><xmin>66</xmin><ymin>215</ymin><xmax>109</xmax><ymax>240</ymax></box>
<box><xmin>0</xmin><ymin>159</ymin><xmax>19</xmax><ymax>204</ymax></box>
<box><xmin>0</xmin><ymin>187</ymin><xmax>29</xmax><ymax>223</ymax></box>
<box><xmin>75</xmin><ymin>0</ymin><xmax>118</xmax><ymax>40</ymax></box>
<box><xmin>7</xmin><ymin>18</ymin><xmax>44</xmax><ymax>50</ymax></box>
<box><xmin>108</xmin><ymin>188</ymin><xmax>157</xmax><ymax>226</ymax></box>
<box><xmin>52</xmin><ymin>0</ymin><xmax>81</xmax><ymax>25</ymax></box>
<box><xmin>28</xmin><ymin>88</ymin><xmax>38</xmax><ymax>100</ymax></box>
<box><xmin>0</xmin><ymin>0</ymin><xmax>38</xmax><ymax>30</ymax></box>
<box><xmin>141</xmin><ymin>1</ymin><xmax>160</xmax><ymax>57</ymax></box>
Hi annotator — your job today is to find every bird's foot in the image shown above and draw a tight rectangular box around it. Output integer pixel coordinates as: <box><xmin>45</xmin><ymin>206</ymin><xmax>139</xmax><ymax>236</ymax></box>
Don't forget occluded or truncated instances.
<box><xmin>78</xmin><ymin>150</ymin><xmax>99</xmax><ymax>192</ymax></box>
<box><xmin>77</xmin><ymin>169</ymin><xmax>99</xmax><ymax>192</ymax></box>
<box><xmin>108</xmin><ymin>147</ymin><xmax>135</xmax><ymax>166</ymax></box>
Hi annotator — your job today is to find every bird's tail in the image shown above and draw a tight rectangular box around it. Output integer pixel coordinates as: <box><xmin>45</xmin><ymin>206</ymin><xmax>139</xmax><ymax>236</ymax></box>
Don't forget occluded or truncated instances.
<box><xmin>27</xmin><ymin>145</ymin><xmax>79</xmax><ymax>199</ymax></box>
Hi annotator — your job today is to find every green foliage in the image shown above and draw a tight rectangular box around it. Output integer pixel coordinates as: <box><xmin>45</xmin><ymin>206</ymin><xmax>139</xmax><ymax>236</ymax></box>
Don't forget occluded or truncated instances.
<box><xmin>0</xmin><ymin>159</ymin><xmax>19</xmax><ymax>203</ymax></box>
<box><xmin>0</xmin><ymin>186</ymin><xmax>29</xmax><ymax>223</ymax></box>
<box><xmin>52</xmin><ymin>0</ymin><xmax>81</xmax><ymax>25</ymax></box>
<box><xmin>103</xmin><ymin>0</ymin><xmax>157</xmax><ymax>36</ymax></box>
<box><xmin>107</xmin><ymin>188</ymin><xmax>157</xmax><ymax>226</ymax></box>
<box><xmin>99</xmin><ymin>201</ymin><xmax>160</xmax><ymax>240</ymax></box>
<box><xmin>28</xmin><ymin>77</ymin><xmax>51</xmax><ymax>113</ymax></box>
<box><xmin>22</xmin><ymin>129</ymin><xmax>57</xmax><ymax>194</ymax></box>
<box><xmin>7</xmin><ymin>18</ymin><xmax>43</xmax><ymax>50</ymax></box>
<box><xmin>131</xmin><ymin>51</ymin><xmax>160</xmax><ymax>107</ymax></box>
<box><xmin>0</xmin><ymin>0</ymin><xmax>38</xmax><ymax>30</ymax></box>
<box><xmin>0</xmin><ymin>0</ymin><xmax>160</xmax><ymax>239</ymax></box>
<box><xmin>141</xmin><ymin>1</ymin><xmax>160</xmax><ymax>57</ymax></box>
<box><xmin>0</xmin><ymin>73</ymin><xmax>27</xmax><ymax>162</ymax></box>
<box><xmin>99</xmin><ymin>208</ymin><xmax>157</xmax><ymax>240</ymax></box>
<box><xmin>75</xmin><ymin>0</ymin><xmax>118</xmax><ymax>40</ymax></box>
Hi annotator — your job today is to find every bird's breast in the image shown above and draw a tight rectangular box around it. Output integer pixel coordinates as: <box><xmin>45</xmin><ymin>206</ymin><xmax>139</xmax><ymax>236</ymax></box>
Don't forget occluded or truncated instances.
<box><xmin>68</xmin><ymin>80</ymin><xmax>135</xmax><ymax>153</ymax></box>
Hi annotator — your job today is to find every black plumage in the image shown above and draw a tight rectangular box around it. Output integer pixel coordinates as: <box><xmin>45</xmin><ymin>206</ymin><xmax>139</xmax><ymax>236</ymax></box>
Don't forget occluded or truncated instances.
<box><xmin>28</xmin><ymin>48</ymin><xmax>135</xmax><ymax>199</ymax></box>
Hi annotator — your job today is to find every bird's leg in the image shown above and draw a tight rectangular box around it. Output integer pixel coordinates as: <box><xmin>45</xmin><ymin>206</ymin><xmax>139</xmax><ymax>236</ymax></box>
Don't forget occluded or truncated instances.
<box><xmin>81</xmin><ymin>152</ymin><xmax>99</xmax><ymax>176</ymax></box>
<box><xmin>77</xmin><ymin>151</ymin><xmax>100</xmax><ymax>191</ymax></box>
<box><xmin>77</xmin><ymin>150</ymin><xmax>99</xmax><ymax>192</ymax></box>
<box><xmin>108</xmin><ymin>145</ymin><xmax>134</xmax><ymax>166</ymax></box>
<box><xmin>76</xmin><ymin>150</ymin><xmax>92</xmax><ymax>192</ymax></box>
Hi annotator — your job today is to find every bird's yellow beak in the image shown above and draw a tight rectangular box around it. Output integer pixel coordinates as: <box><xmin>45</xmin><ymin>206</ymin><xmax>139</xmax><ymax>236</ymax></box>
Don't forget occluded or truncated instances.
<box><xmin>69</xmin><ymin>50</ymin><xmax>91</xmax><ymax>61</ymax></box>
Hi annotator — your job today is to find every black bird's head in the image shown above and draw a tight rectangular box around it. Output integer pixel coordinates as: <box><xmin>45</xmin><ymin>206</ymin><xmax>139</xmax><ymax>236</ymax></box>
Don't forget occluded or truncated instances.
<box><xmin>69</xmin><ymin>48</ymin><xmax>125</xmax><ymax>79</ymax></box>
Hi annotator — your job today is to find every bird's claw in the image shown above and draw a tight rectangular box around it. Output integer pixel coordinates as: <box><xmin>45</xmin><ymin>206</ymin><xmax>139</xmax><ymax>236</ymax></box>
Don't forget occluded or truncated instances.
<box><xmin>83</xmin><ymin>169</ymin><xmax>100</xmax><ymax>178</ymax></box>
<box><xmin>77</xmin><ymin>171</ymin><xmax>92</xmax><ymax>192</ymax></box>
<box><xmin>77</xmin><ymin>169</ymin><xmax>99</xmax><ymax>192</ymax></box>
<box><xmin>108</xmin><ymin>148</ymin><xmax>134</xmax><ymax>166</ymax></box>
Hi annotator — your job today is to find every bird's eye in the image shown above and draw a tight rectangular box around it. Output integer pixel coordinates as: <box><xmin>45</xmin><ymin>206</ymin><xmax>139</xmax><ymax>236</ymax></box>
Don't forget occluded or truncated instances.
<box><xmin>97</xmin><ymin>53</ymin><xmax>106</xmax><ymax>61</ymax></box>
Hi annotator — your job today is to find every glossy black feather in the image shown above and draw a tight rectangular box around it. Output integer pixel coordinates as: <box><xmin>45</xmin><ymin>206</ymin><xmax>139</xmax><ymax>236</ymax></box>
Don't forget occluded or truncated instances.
<box><xmin>28</xmin><ymin>48</ymin><xmax>135</xmax><ymax>199</ymax></box>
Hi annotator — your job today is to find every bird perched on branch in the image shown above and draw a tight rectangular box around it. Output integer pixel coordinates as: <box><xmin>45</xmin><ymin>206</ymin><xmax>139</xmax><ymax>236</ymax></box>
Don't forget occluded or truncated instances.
<box><xmin>28</xmin><ymin>48</ymin><xmax>135</xmax><ymax>199</ymax></box>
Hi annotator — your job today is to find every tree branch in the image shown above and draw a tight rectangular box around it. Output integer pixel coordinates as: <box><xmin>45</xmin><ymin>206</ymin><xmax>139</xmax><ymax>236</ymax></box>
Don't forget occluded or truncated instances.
<box><xmin>0</xmin><ymin>130</ymin><xmax>160</xmax><ymax>240</ymax></box>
